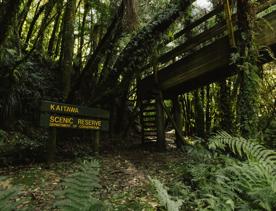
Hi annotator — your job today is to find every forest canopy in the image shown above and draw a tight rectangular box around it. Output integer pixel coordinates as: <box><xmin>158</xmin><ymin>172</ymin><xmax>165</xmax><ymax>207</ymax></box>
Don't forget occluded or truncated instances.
<box><xmin>0</xmin><ymin>0</ymin><xmax>275</xmax><ymax>142</ymax></box>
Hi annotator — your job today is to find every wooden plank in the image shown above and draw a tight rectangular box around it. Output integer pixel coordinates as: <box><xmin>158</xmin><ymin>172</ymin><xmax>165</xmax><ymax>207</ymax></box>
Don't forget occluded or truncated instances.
<box><xmin>158</xmin><ymin>21</ymin><xmax>227</xmax><ymax>66</ymax></box>
<box><xmin>40</xmin><ymin>101</ymin><xmax>109</xmax><ymax>119</ymax></box>
<box><xmin>139</xmin><ymin>10</ymin><xmax>276</xmax><ymax>99</ymax></box>
<box><xmin>142</xmin><ymin>114</ymin><xmax>156</xmax><ymax>117</ymax></box>
<box><xmin>143</xmin><ymin>123</ymin><xmax>156</xmax><ymax>127</ymax></box>
<box><xmin>40</xmin><ymin>113</ymin><xmax>109</xmax><ymax>131</ymax></box>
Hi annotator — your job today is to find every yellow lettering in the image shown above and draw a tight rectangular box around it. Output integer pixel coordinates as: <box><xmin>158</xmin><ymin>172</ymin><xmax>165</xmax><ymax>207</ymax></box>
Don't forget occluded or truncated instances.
<box><xmin>50</xmin><ymin>104</ymin><xmax>55</xmax><ymax>110</ymax></box>
<box><xmin>49</xmin><ymin>116</ymin><xmax>73</xmax><ymax>124</ymax></box>
<box><xmin>56</xmin><ymin>105</ymin><xmax>60</xmax><ymax>111</ymax></box>
<box><xmin>50</xmin><ymin>115</ymin><xmax>55</xmax><ymax>123</ymax></box>
<box><xmin>69</xmin><ymin>118</ymin><xmax>73</xmax><ymax>124</ymax></box>
<box><xmin>77</xmin><ymin>118</ymin><xmax>102</xmax><ymax>129</ymax></box>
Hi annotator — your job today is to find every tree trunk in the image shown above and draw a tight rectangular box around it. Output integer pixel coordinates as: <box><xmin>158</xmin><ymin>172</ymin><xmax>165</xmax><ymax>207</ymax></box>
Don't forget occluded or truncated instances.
<box><xmin>0</xmin><ymin>0</ymin><xmax>21</xmax><ymax>46</ymax></box>
<box><xmin>18</xmin><ymin>0</ymin><xmax>33</xmax><ymax>37</ymax></box>
<box><xmin>205</xmin><ymin>85</ymin><xmax>211</xmax><ymax>137</ymax></box>
<box><xmin>76</xmin><ymin>0</ymin><xmax>91</xmax><ymax>70</ymax></box>
<box><xmin>48</xmin><ymin>1</ymin><xmax>63</xmax><ymax>57</ymax></box>
<box><xmin>36</xmin><ymin>0</ymin><xmax>56</xmax><ymax>51</ymax></box>
<box><xmin>60</xmin><ymin>0</ymin><xmax>76</xmax><ymax>100</ymax></box>
<box><xmin>219</xmin><ymin>80</ymin><xmax>233</xmax><ymax>133</ymax></box>
<box><xmin>194</xmin><ymin>89</ymin><xmax>205</xmax><ymax>138</ymax></box>
<box><xmin>172</xmin><ymin>96</ymin><xmax>183</xmax><ymax>148</ymax></box>
<box><xmin>92</xmin><ymin>0</ymin><xmax>195</xmax><ymax>107</ymax></box>
<box><xmin>236</xmin><ymin>0</ymin><xmax>260</xmax><ymax>139</ymax></box>
<box><xmin>24</xmin><ymin>2</ymin><xmax>47</xmax><ymax>49</ymax></box>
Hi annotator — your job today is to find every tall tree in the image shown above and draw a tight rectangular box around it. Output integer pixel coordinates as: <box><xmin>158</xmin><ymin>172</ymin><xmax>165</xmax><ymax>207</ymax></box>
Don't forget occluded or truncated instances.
<box><xmin>0</xmin><ymin>0</ymin><xmax>21</xmax><ymax>46</ymax></box>
<box><xmin>218</xmin><ymin>80</ymin><xmax>233</xmax><ymax>133</ymax></box>
<box><xmin>236</xmin><ymin>0</ymin><xmax>260</xmax><ymax>139</ymax></box>
<box><xmin>60</xmin><ymin>0</ymin><xmax>76</xmax><ymax>100</ymax></box>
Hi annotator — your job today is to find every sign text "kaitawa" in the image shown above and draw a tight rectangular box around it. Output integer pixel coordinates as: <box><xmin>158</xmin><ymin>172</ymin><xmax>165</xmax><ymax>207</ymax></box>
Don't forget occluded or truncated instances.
<box><xmin>50</xmin><ymin>104</ymin><xmax>79</xmax><ymax>113</ymax></box>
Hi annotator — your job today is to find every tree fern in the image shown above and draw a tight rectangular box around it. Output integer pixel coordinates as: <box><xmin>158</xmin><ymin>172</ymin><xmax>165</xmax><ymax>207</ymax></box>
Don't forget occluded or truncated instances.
<box><xmin>54</xmin><ymin>160</ymin><xmax>111</xmax><ymax>211</ymax></box>
<box><xmin>209</xmin><ymin>131</ymin><xmax>276</xmax><ymax>176</ymax></box>
<box><xmin>149</xmin><ymin>177</ymin><xmax>183</xmax><ymax>211</ymax></box>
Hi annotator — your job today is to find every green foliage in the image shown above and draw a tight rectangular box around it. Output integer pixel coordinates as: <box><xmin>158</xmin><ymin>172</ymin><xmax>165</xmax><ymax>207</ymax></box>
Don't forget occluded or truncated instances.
<box><xmin>149</xmin><ymin>176</ymin><xmax>183</xmax><ymax>211</ymax></box>
<box><xmin>201</xmin><ymin>132</ymin><xmax>276</xmax><ymax>210</ymax></box>
<box><xmin>153</xmin><ymin>133</ymin><xmax>276</xmax><ymax>211</ymax></box>
<box><xmin>54</xmin><ymin>159</ymin><xmax>111</xmax><ymax>211</ymax></box>
<box><xmin>209</xmin><ymin>131</ymin><xmax>276</xmax><ymax>176</ymax></box>
<box><xmin>0</xmin><ymin>45</ymin><xmax>59</xmax><ymax>131</ymax></box>
<box><xmin>0</xmin><ymin>177</ymin><xmax>21</xmax><ymax>211</ymax></box>
<box><xmin>0</xmin><ymin>129</ymin><xmax>8</xmax><ymax>143</ymax></box>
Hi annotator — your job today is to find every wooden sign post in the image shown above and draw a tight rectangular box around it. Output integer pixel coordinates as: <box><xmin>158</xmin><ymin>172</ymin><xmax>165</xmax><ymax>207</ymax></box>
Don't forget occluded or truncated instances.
<box><xmin>39</xmin><ymin>101</ymin><xmax>109</xmax><ymax>163</ymax></box>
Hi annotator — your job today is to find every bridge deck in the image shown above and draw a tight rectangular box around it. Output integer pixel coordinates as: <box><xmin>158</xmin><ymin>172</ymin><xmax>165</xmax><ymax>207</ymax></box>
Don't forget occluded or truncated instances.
<box><xmin>138</xmin><ymin>9</ymin><xmax>276</xmax><ymax>99</ymax></box>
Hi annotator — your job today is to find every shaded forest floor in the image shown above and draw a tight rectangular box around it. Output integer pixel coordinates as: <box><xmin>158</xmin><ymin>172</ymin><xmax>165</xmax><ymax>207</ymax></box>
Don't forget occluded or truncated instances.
<box><xmin>0</xmin><ymin>140</ymin><xmax>186</xmax><ymax>210</ymax></box>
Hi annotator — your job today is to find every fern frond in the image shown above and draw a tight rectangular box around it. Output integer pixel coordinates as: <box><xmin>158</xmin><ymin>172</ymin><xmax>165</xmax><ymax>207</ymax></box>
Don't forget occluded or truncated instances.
<box><xmin>54</xmin><ymin>159</ymin><xmax>111</xmax><ymax>211</ymax></box>
<box><xmin>209</xmin><ymin>131</ymin><xmax>276</xmax><ymax>176</ymax></box>
<box><xmin>0</xmin><ymin>177</ymin><xmax>21</xmax><ymax>211</ymax></box>
<box><xmin>149</xmin><ymin>177</ymin><xmax>183</xmax><ymax>211</ymax></box>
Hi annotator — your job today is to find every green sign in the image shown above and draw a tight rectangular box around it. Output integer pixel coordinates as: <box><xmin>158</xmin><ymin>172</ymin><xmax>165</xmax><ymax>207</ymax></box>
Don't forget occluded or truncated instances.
<box><xmin>40</xmin><ymin>101</ymin><xmax>109</xmax><ymax>131</ymax></box>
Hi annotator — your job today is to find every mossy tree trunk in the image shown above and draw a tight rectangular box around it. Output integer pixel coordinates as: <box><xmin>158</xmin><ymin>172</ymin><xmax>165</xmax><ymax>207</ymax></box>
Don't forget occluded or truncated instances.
<box><xmin>18</xmin><ymin>0</ymin><xmax>33</xmax><ymax>37</ymax></box>
<box><xmin>219</xmin><ymin>80</ymin><xmax>233</xmax><ymax>133</ymax></box>
<box><xmin>194</xmin><ymin>89</ymin><xmax>205</xmax><ymax>138</ymax></box>
<box><xmin>236</xmin><ymin>0</ymin><xmax>260</xmax><ymax>139</ymax></box>
<box><xmin>205</xmin><ymin>85</ymin><xmax>211</xmax><ymax>137</ymax></box>
<box><xmin>172</xmin><ymin>96</ymin><xmax>183</xmax><ymax>148</ymax></box>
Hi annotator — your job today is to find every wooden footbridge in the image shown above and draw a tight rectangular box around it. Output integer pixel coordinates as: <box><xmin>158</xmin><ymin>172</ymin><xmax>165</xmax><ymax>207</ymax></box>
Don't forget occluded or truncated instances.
<box><xmin>137</xmin><ymin>2</ymin><xmax>276</xmax><ymax>145</ymax></box>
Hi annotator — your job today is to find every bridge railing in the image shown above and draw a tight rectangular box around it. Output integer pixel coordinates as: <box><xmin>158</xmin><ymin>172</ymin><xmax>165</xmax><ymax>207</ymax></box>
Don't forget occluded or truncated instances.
<box><xmin>140</xmin><ymin>0</ymin><xmax>276</xmax><ymax>80</ymax></box>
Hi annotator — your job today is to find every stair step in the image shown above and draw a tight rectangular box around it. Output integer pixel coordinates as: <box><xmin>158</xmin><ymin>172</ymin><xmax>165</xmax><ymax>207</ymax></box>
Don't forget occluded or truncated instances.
<box><xmin>144</xmin><ymin>137</ymin><xmax>157</xmax><ymax>139</ymax></box>
<box><xmin>142</xmin><ymin>114</ymin><xmax>156</xmax><ymax>117</ymax></box>
<box><xmin>144</xmin><ymin>138</ymin><xmax>157</xmax><ymax>142</ymax></box>
<box><xmin>143</xmin><ymin>124</ymin><xmax>156</xmax><ymax>127</ymax></box>
<box><xmin>144</xmin><ymin>129</ymin><xmax>157</xmax><ymax>132</ymax></box>
<box><xmin>142</xmin><ymin>107</ymin><xmax>155</xmax><ymax>111</ymax></box>
<box><xmin>144</xmin><ymin>129</ymin><xmax>156</xmax><ymax>132</ymax></box>
<box><xmin>142</xmin><ymin>99</ymin><xmax>155</xmax><ymax>103</ymax></box>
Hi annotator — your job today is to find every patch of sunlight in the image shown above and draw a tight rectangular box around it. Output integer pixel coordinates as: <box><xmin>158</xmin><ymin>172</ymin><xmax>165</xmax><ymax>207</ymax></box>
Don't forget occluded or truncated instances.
<box><xmin>194</xmin><ymin>0</ymin><xmax>212</xmax><ymax>9</ymax></box>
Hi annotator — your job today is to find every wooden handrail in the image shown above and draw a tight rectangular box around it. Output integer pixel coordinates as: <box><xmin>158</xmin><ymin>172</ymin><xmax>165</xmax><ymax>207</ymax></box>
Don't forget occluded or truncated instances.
<box><xmin>140</xmin><ymin>2</ymin><xmax>275</xmax><ymax>74</ymax></box>
<box><xmin>173</xmin><ymin>5</ymin><xmax>223</xmax><ymax>41</ymax></box>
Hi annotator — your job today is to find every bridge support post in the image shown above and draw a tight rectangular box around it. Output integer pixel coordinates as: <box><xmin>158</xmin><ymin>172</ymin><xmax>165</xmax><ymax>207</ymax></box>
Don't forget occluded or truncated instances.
<box><xmin>155</xmin><ymin>91</ymin><xmax>166</xmax><ymax>151</ymax></box>
<box><xmin>46</xmin><ymin>128</ymin><xmax>56</xmax><ymax>165</ymax></box>
<box><xmin>172</xmin><ymin>96</ymin><xmax>183</xmax><ymax>148</ymax></box>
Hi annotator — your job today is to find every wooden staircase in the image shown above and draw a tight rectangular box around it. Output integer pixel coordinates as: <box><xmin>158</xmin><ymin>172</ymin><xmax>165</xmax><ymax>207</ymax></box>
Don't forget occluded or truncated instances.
<box><xmin>140</xmin><ymin>99</ymin><xmax>158</xmax><ymax>143</ymax></box>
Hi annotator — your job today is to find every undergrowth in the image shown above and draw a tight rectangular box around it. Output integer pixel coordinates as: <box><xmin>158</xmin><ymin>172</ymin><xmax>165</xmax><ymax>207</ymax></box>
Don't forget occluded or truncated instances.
<box><xmin>151</xmin><ymin>132</ymin><xmax>276</xmax><ymax>211</ymax></box>
<box><xmin>54</xmin><ymin>159</ymin><xmax>111</xmax><ymax>211</ymax></box>
<box><xmin>0</xmin><ymin>177</ymin><xmax>21</xmax><ymax>211</ymax></box>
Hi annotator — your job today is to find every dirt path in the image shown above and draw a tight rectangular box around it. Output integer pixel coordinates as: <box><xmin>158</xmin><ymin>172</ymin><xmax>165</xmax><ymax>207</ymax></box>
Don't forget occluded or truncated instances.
<box><xmin>1</xmin><ymin>145</ymin><xmax>185</xmax><ymax>210</ymax></box>
<box><xmin>99</xmin><ymin>146</ymin><xmax>185</xmax><ymax>210</ymax></box>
